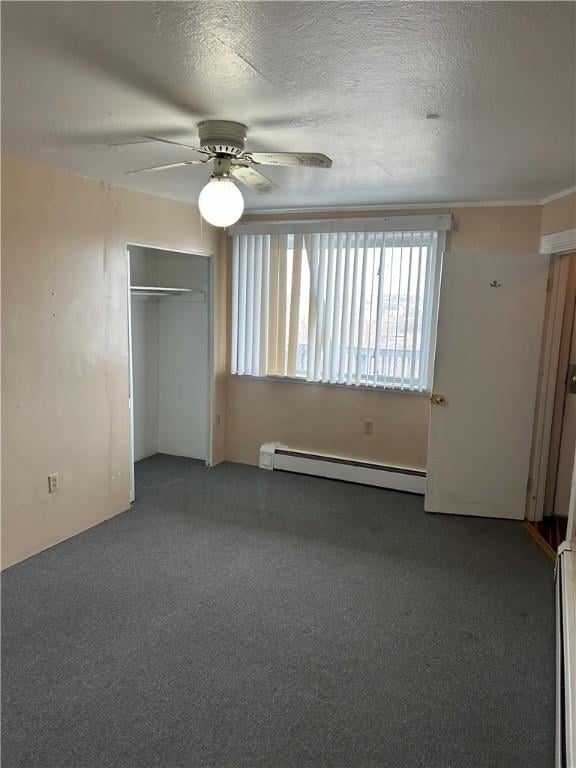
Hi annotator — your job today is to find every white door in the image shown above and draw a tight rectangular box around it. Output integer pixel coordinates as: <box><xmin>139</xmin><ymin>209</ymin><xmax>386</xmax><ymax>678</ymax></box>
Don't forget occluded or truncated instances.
<box><xmin>426</xmin><ymin>252</ymin><xmax>549</xmax><ymax>519</ymax></box>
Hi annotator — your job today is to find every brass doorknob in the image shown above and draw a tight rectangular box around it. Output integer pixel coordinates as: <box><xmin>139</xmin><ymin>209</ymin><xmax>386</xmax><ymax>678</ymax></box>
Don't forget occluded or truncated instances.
<box><xmin>431</xmin><ymin>393</ymin><xmax>447</xmax><ymax>405</ymax></box>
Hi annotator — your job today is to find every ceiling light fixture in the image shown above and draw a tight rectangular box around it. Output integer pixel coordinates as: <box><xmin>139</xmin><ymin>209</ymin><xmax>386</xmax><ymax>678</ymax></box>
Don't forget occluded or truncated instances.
<box><xmin>198</xmin><ymin>175</ymin><xmax>244</xmax><ymax>228</ymax></box>
<box><xmin>197</xmin><ymin>157</ymin><xmax>244</xmax><ymax>228</ymax></box>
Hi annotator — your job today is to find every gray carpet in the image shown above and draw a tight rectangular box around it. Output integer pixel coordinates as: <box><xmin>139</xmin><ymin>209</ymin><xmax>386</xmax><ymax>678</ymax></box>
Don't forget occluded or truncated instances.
<box><xmin>2</xmin><ymin>454</ymin><xmax>555</xmax><ymax>768</ymax></box>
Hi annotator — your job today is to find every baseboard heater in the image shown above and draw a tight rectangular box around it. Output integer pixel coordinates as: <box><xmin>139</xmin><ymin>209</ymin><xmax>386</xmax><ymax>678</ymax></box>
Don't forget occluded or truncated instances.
<box><xmin>259</xmin><ymin>443</ymin><xmax>426</xmax><ymax>495</ymax></box>
<box><xmin>556</xmin><ymin>540</ymin><xmax>575</xmax><ymax>768</ymax></box>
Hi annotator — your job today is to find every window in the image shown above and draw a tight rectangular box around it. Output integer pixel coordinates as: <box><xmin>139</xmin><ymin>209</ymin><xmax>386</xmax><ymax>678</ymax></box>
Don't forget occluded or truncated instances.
<box><xmin>231</xmin><ymin>226</ymin><xmax>444</xmax><ymax>392</ymax></box>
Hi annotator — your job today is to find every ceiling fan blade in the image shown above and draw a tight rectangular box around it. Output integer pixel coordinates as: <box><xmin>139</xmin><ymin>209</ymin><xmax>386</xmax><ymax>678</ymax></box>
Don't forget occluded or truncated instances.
<box><xmin>245</xmin><ymin>152</ymin><xmax>332</xmax><ymax>169</ymax></box>
<box><xmin>231</xmin><ymin>165</ymin><xmax>277</xmax><ymax>194</ymax></box>
<box><xmin>125</xmin><ymin>159</ymin><xmax>206</xmax><ymax>175</ymax></box>
<box><xmin>143</xmin><ymin>135</ymin><xmax>210</xmax><ymax>155</ymax></box>
<box><xmin>104</xmin><ymin>139</ymin><xmax>158</xmax><ymax>147</ymax></box>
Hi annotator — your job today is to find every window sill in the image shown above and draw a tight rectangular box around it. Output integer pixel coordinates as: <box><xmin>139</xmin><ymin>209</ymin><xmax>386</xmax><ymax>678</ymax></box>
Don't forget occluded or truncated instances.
<box><xmin>231</xmin><ymin>374</ymin><xmax>431</xmax><ymax>397</ymax></box>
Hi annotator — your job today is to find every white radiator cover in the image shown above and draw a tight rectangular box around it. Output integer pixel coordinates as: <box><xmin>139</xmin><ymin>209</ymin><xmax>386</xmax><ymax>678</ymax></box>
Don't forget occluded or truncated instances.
<box><xmin>259</xmin><ymin>443</ymin><xmax>426</xmax><ymax>494</ymax></box>
<box><xmin>556</xmin><ymin>541</ymin><xmax>575</xmax><ymax>768</ymax></box>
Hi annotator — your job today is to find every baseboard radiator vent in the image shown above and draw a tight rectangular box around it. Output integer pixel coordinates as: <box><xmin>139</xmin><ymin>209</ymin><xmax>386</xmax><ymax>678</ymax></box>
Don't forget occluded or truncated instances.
<box><xmin>259</xmin><ymin>443</ymin><xmax>426</xmax><ymax>495</ymax></box>
<box><xmin>556</xmin><ymin>541</ymin><xmax>575</xmax><ymax>768</ymax></box>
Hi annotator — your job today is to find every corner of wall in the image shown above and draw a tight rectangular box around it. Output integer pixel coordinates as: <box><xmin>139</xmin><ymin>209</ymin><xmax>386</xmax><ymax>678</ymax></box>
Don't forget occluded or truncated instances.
<box><xmin>540</xmin><ymin>191</ymin><xmax>576</xmax><ymax>237</ymax></box>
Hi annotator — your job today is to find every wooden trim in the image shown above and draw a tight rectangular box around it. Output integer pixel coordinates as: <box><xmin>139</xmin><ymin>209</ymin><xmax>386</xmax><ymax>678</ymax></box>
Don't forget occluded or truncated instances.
<box><xmin>528</xmin><ymin>254</ymin><xmax>571</xmax><ymax>521</ymax></box>
<box><xmin>523</xmin><ymin>521</ymin><xmax>557</xmax><ymax>562</ymax></box>
<box><xmin>544</xmin><ymin>255</ymin><xmax>576</xmax><ymax>517</ymax></box>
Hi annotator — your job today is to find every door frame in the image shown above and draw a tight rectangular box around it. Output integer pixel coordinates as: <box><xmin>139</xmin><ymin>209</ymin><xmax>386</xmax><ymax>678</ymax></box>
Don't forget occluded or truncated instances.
<box><xmin>126</xmin><ymin>250</ymin><xmax>136</xmax><ymax>502</ymax></box>
<box><xmin>125</xmin><ymin>241</ymin><xmax>216</xmax><ymax>502</ymax></box>
<box><xmin>528</xmin><ymin>228</ymin><xmax>576</xmax><ymax>523</ymax></box>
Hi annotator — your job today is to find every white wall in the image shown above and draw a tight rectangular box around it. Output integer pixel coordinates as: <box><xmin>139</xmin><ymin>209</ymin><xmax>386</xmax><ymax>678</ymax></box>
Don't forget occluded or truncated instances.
<box><xmin>130</xmin><ymin>246</ymin><xmax>160</xmax><ymax>461</ymax></box>
<box><xmin>158</xmin><ymin>298</ymin><xmax>208</xmax><ymax>459</ymax></box>
<box><xmin>129</xmin><ymin>245</ymin><xmax>159</xmax><ymax>285</ymax></box>
<box><xmin>131</xmin><ymin>299</ymin><xmax>159</xmax><ymax>461</ymax></box>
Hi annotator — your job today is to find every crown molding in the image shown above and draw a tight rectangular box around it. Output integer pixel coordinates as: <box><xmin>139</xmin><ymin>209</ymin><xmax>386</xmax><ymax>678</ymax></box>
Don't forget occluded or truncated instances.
<box><xmin>244</xmin><ymin>187</ymin><xmax>576</xmax><ymax>216</ymax></box>
<box><xmin>540</xmin><ymin>186</ymin><xmax>576</xmax><ymax>205</ymax></box>
<box><xmin>244</xmin><ymin>198</ymin><xmax>545</xmax><ymax>216</ymax></box>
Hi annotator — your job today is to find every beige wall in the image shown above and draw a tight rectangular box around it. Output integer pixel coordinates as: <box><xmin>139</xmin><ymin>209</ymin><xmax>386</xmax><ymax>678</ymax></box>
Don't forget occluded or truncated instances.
<box><xmin>225</xmin><ymin>205</ymin><xmax>543</xmax><ymax>467</ymax></box>
<box><xmin>226</xmin><ymin>379</ymin><xmax>430</xmax><ymax>468</ymax></box>
<box><xmin>244</xmin><ymin>205</ymin><xmax>542</xmax><ymax>252</ymax></box>
<box><xmin>540</xmin><ymin>191</ymin><xmax>576</xmax><ymax>235</ymax></box>
<box><xmin>1</xmin><ymin>151</ymin><xmax>561</xmax><ymax>565</ymax></box>
<box><xmin>2</xmin><ymin>155</ymin><xmax>223</xmax><ymax>568</ymax></box>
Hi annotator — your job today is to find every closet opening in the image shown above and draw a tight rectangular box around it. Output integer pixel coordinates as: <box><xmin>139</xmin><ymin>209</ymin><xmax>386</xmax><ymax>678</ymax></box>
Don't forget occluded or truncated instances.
<box><xmin>127</xmin><ymin>244</ymin><xmax>213</xmax><ymax>501</ymax></box>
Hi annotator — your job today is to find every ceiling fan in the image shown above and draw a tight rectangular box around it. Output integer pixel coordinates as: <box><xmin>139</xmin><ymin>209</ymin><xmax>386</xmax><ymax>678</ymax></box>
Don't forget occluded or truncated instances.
<box><xmin>122</xmin><ymin>120</ymin><xmax>333</xmax><ymax>227</ymax></box>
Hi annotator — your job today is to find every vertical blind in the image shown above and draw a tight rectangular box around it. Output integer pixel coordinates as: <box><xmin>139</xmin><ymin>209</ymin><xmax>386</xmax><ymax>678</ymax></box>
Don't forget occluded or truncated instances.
<box><xmin>231</xmin><ymin>229</ymin><xmax>442</xmax><ymax>391</ymax></box>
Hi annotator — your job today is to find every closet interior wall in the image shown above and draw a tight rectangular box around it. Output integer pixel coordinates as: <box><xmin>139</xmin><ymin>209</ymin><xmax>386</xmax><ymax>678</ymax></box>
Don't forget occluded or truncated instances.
<box><xmin>129</xmin><ymin>245</ymin><xmax>209</xmax><ymax>463</ymax></box>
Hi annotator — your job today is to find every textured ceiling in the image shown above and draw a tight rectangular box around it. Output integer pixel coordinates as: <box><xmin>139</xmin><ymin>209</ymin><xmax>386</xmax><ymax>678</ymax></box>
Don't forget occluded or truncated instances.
<box><xmin>2</xmin><ymin>1</ymin><xmax>575</xmax><ymax>210</ymax></box>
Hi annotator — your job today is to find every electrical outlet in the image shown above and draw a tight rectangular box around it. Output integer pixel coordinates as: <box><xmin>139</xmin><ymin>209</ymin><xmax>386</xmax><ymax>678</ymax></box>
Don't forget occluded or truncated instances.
<box><xmin>48</xmin><ymin>473</ymin><xmax>59</xmax><ymax>493</ymax></box>
<box><xmin>363</xmin><ymin>420</ymin><xmax>375</xmax><ymax>435</ymax></box>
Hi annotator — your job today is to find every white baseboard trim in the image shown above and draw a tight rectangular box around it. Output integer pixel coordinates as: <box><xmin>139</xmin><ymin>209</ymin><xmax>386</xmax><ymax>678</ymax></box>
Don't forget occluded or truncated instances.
<box><xmin>259</xmin><ymin>443</ymin><xmax>426</xmax><ymax>494</ymax></box>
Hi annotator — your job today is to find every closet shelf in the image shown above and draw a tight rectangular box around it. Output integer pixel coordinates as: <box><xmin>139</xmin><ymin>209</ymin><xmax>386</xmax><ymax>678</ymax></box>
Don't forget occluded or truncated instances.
<box><xmin>131</xmin><ymin>286</ymin><xmax>205</xmax><ymax>301</ymax></box>
<box><xmin>131</xmin><ymin>286</ymin><xmax>190</xmax><ymax>296</ymax></box>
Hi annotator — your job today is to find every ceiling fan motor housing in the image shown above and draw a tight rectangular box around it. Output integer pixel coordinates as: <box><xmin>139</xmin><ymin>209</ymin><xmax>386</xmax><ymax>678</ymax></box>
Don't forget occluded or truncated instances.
<box><xmin>198</xmin><ymin>120</ymin><xmax>247</xmax><ymax>157</ymax></box>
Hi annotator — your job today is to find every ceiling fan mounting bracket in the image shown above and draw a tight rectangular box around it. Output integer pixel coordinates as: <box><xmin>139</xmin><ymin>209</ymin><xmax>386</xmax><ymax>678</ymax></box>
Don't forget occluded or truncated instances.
<box><xmin>212</xmin><ymin>156</ymin><xmax>233</xmax><ymax>179</ymax></box>
<box><xmin>197</xmin><ymin>120</ymin><xmax>247</xmax><ymax>157</ymax></box>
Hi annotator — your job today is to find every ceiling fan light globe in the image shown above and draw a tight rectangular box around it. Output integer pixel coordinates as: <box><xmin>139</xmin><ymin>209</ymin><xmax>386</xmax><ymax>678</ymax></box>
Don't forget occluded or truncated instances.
<box><xmin>198</xmin><ymin>178</ymin><xmax>244</xmax><ymax>228</ymax></box>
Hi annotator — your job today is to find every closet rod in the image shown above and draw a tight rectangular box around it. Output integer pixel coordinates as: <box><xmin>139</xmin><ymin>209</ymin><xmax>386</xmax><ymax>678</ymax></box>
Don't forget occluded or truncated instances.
<box><xmin>130</xmin><ymin>286</ymin><xmax>192</xmax><ymax>297</ymax></box>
